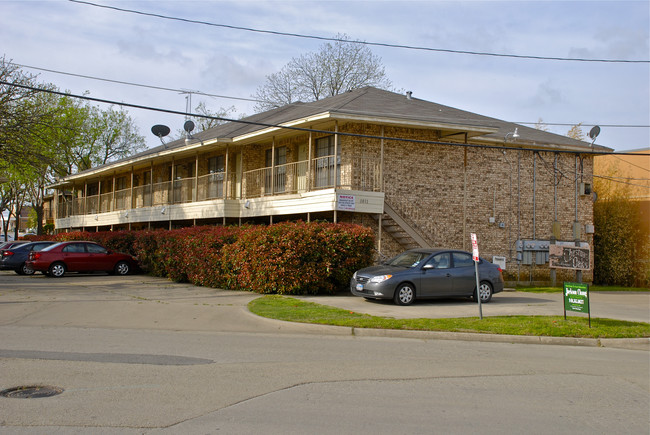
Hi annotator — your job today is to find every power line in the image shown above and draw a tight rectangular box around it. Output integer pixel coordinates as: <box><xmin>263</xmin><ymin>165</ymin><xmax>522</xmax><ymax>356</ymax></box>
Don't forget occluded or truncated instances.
<box><xmin>593</xmin><ymin>174</ymin><xmax>650</xmax><ymax>190</ymax></box>
<box><xmin>612</xmin><ymin>155</ymin><xmax>650</xmax><ymax>173</ymax></box>
<box><xmin>515</xmin><ymin>121</ymin><xmax>649</xmax><ymax>129</ymax></box>
<box><xmin>8</xmin><ymin>61</ymin><xmax>649</xmax><ymax>130</ymax></box>
<box><xmin>4</xmin><ymin>79</ymin><xmax>649</xmax><ymax>158</ymax></box>
<box><xmin>8</xmin><ymin>62</ymin><xmax>259</xmax><ymax>104</ymax></box>
<box><xmin>68</xmin><ymin>0</ymin><xmax>650</xmax><ymax>64</ymax></box>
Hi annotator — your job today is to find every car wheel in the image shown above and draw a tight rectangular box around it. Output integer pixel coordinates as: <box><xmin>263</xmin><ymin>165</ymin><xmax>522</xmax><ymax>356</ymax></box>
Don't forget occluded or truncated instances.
<box><xmin>394</xmin><ymin>283</ymin><xmax>415</xmax><ymax>306</ymax></box>
<box><xmin>475</xmin><ymin>281</ymin><xmax>493</xmax><ymax>303</ymax></box>
<box><xmin>18</xmin><ymin>263</ymin><xmax>35</xmax><ymax>275</ymax></box>
<box><xmin>48</xmin><ymin>262</ymin><xmax>66</xmax><ymax>278</ymax></box>
<box><xmin>114</xmin><ymin>261</ymin><xmax>130</xmax><ymax>276</ymax></box>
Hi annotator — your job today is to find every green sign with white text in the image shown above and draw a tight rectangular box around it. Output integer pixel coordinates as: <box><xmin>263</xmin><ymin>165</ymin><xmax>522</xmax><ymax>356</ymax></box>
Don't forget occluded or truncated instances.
<box><xmin>564</xmin><ymin>282</ymin><xmax>589</xmax><ymax>313</ymax></box>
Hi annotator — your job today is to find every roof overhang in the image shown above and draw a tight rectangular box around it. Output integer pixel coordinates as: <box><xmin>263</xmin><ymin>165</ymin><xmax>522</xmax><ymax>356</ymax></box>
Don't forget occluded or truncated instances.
<box><xmin>231</xmin><ymin>111</ymin><xmax>499</xmax><ymax>143</ymax></box>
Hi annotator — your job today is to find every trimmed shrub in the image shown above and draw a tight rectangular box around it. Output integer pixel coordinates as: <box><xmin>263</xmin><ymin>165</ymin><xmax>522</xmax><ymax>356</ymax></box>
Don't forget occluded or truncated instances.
<box><xmin>219</xmin><ymin>222</ymin><xmax>374</xmax><ymax>294</ymax></box>
<box><xmin>39</xmin><ymin>222</ymin><xmax>374</xmax><ymax>294</ymax></box>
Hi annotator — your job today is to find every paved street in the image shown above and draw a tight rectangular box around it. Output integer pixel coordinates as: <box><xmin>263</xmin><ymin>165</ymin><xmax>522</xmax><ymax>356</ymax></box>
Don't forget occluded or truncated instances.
<box><xmin>0</xmin><ymin>271</ymin><xmax>648</xmax><ymax>434</ymax></box>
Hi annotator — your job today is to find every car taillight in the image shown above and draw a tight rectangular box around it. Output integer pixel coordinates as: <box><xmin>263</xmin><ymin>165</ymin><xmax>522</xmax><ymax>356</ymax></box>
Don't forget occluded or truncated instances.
<box><xmin>31</xmin><ymin>253</ymin><xmax>42</xmax><ymax>260</ymax></box>
<box><xmin>2</xmin><ymin>251</ymin><xmax>13</xmax><ymax>257</ymax></box>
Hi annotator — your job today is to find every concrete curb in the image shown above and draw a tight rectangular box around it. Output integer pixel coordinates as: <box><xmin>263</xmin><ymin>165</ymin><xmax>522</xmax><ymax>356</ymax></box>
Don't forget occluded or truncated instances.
<box><xmin>246</xmin><ymin>309</ymin><xmax>650</xmax><ymax>351</ymax></box>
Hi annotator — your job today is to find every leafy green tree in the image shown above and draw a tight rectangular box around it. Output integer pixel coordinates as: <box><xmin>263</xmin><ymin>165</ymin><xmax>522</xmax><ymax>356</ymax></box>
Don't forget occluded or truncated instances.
<box><xmin>253</xmin><ymin>34</ymin><xmax>392</xmax><ymax>111</ymax></box>
<box><xmin>1</xmin><ymin>60</ymin><xmax>147</xmax><ymax>235</ymax></box>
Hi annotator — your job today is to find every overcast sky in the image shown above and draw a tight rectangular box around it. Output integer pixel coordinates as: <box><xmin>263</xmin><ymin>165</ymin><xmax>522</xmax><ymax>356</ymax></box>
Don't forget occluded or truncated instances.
<box><xmin>2</xmin><ymin>0</ymin><xmax>648</xmax><ymax>152</ymax></box>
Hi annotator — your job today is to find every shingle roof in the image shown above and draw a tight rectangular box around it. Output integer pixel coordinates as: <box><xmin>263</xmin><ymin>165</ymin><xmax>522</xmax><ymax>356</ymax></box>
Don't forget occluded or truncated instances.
<box><xmin>69</xmin><ymin>86</ymin><xmax>611</xmax><ymax>178</ymax></box>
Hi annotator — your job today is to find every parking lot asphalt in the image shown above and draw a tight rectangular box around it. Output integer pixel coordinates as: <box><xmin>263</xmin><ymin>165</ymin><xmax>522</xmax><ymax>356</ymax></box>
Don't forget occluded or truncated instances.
<box><xmin>1</xmin><ymin>271</ymin><xmax>648</xmax><ymax>350</ymax></box>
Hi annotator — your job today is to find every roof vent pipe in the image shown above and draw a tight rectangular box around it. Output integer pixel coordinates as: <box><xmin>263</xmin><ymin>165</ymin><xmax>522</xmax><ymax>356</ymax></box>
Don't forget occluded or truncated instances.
<box><xmin>406</xmin><ymin>91</ymin><xmax>412</xmax><ymax>100</ymax></box>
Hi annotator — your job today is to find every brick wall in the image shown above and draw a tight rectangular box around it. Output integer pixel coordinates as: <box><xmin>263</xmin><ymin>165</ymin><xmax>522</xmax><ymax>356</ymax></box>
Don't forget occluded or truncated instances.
<box><xmin>339</xmin><ymin>122</ymin><xmax>595</xmax><ymax>282</ymax></box>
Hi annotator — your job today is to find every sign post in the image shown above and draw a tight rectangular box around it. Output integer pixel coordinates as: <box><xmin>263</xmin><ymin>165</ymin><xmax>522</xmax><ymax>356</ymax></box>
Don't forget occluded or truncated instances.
<box><xmin>563</xmin><ymin>282</ymin><xmax>591</xmax><ymax>327</ymax></box>
<box><xmin>470</xmin><ymin>233</ymin><xmax>482</xmax><ymax>320</ymax></box>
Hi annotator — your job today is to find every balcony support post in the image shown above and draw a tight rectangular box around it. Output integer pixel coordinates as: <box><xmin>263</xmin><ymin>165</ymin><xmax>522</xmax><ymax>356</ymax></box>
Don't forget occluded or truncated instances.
<box><xmin>149</xmin><ymin>162</ymin><xmax>154</xmax><ymax>207</ymax></box>
<box><xmin>271</xmin><ymin>137</ymin><xmax>276</xmax><ymax>196</ymax></box>
<box><xmin>194</xmin><ymin>152</ymin><xmax>199</xmax><ymax>203</ymax></box>
<box><xmin>380</xmin><ymin>126</ymin><xmax>384</xmax><ymax>191</ymax></box>
<box><xmin>308</xmin><ymin>130</ymin><xmax>312</xmax><ymax>191</ymax></box>
<box><xmin>225</xmin><ymin>145</ymin><xmax>230</xmax><ymax>200</ymax></box>
<box><xmin>112</xmin><ymin>172</ymin><xmax>116</xmax><ymax>212</ymax></box>
<box><xmin>130</xmin><ymin>166</ymin><xmax>134</xmax><ymax>209</ymax></box>
<box><xmin>334</xmin><ymin>121</ymin><xmax>339</xmax><ymax>189</ymax></box>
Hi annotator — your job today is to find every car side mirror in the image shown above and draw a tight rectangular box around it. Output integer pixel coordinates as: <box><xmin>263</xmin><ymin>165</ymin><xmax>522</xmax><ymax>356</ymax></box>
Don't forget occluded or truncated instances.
<box><xmin>421</xmin><ymin>264</ymin><xmax>434</xmax><ymax>270</ymax></box>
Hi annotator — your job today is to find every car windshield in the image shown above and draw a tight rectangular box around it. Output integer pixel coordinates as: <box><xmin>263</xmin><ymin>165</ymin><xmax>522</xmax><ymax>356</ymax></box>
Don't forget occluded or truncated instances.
<box><xmin>386</xmin><ymin>251</ymin><xmax>430</xmax><ymax>268</ymax></box>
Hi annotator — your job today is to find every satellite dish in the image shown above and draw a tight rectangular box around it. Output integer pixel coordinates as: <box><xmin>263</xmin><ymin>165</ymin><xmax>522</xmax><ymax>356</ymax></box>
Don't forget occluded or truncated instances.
<box><xmin>183</xmin><ymin>120</ymin><xmax>195</xmax><ymax>133</ymax></box>
<box><xmin>151</xmin><ymin>124</ymin><xmax>171</xmax><ymax>138</ymax></box>
<box><xmin>588</xmin><ymin>125</ymin><xmax>600</xmax><ymax>140</ymax></box>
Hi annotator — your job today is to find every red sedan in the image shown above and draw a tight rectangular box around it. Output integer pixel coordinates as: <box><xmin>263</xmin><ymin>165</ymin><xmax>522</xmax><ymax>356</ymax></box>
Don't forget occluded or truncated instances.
<box><xmin>27</xmin><ymin>241</ymin><xmax>137</xmax><ymax>278</ymax></box>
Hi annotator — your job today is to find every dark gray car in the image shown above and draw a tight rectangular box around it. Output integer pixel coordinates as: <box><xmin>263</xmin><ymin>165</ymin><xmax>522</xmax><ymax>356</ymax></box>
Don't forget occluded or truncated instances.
<box><xmin>0</xmin><ymin>241</ymin><xmax>57</xmax><ymax>275</ymax></box>
<box><xmin>350</xmin><ymin>248</ymin><xmax>504</xmax><ymax>305</ymax></box>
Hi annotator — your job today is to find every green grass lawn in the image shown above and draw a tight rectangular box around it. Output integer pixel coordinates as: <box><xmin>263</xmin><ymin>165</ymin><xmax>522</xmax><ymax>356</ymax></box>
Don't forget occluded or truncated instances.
<box><xmin>248</xmin><ymin>295</ymin><xmax>650</xmax><ymax>339</ymax></box>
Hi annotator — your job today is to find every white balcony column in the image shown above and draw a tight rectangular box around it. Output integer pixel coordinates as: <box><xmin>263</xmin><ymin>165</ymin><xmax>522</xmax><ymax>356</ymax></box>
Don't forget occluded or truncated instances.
<box><xmin>130</xmin><ymin>166</ymin><xmax>134</xmax><ymax>209</ymax></box>
<box><xmin>171</xmin><ymin>157</ymin><xmax>176</xmax><ymax>205</ymax></box>
<box><xmin>308</xmin><ymin>130</ymin><xmax>312</xmax><ymax>191</ymax></box>
<box><xmin>239</xmin><ymin>151</ymin><xmax>244</xmax><ymax>199</ymax></box>
<box><xmin>271</xmin><ymin>137</ymin><xmax>275</xmax><ymax>196</ymax></box>
<box><xmin>224</xmin><ymin>145</ymin><xmax>229</xmax><ymax>200</ymax></box>
<box><xmin>194</xmin><ymin>152</ymin><xmax>199</xmax><ymax>203</ymax></box>
<box><xmin>149</xmin><ymin>161</ymin><xmax>154</xmax><ymax>207</ymax></box>
<box><xmin>380</xmin><ymin>126</ymin><xmax>385</xmax><ymax>191</ymax></box>
<box><xmin>84</xmin><ymin>182</ymin><xmax>87</xmax><ymax>215</ymax></box>
<box><xmin>112</xmin><ymin>172</ymin><xmax>116</xmax><ymax>212</ymax></box>
<box><xmin>334</xmin><ymin>121</ymin><xmax>339</xmax><ymax>189</ymax></box>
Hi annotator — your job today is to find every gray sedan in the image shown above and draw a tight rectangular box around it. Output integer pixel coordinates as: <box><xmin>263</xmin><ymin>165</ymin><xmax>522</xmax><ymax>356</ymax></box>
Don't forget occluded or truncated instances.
<box><xmin>350</xmin><ymin>248</ymin><xmax>504</xmax><ymax>305</ymax></box>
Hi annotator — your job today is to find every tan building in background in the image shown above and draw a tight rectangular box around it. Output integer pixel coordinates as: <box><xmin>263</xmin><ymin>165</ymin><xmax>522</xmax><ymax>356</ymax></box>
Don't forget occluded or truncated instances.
<box><xmin>594</xmin><ymin>148</ymin><xmax>650</xmax><ymax>226</ymax></box>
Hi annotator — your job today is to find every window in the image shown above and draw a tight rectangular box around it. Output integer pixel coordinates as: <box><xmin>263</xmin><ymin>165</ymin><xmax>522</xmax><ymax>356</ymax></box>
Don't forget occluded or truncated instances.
<box><xmin>208</xmin><ymin>155</ymin><xmax>225</xmax><ymax>198</ymax></box>
<box><xmin>208</xmin><ymin>155</ymin><xmax>225</xmax><ymax>174</ymax></box>
<box><xmin>116</xmin><ymin>176</ymin><xmax>127</xmax><ymax>191</ymax></box>
<box><xmin>425</xmin><ymin>253</ymin><xmax>450</xmax><ymax>269</ymax></box>
<box><xmin>387</xmin><ymin>251</ymin><xmax>428</xmax><ymax>268</ymax></box>
<box><xmin>452</xmin><ymin>252</ymin><xmax>474</xmax><ymax>268</ymax></box>
<box><xmin>142</xmin><ymin>171</ymin><xmax>151</xmax><ymax>185</ymax></box>
<box><xmin>63</xmin><ymin>243</ymin><xmax>86</xmax><ymax>253</ymax></box>
<box><xmin>315</xmin><ymin>136</ymin><xmax>340</xmax><ymax>187</ymax></box>
<box><xmin>86</xmin><ymin>243</ymin><xmax>108</xmax><ymax>254</ymax></box>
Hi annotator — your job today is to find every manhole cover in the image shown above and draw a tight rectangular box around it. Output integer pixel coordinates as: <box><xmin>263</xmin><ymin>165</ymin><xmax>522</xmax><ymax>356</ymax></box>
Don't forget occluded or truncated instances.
<box><xmin>0</xmin><ymin>386</ymin><xmax>64</xmax><ymax>399</ymax></box>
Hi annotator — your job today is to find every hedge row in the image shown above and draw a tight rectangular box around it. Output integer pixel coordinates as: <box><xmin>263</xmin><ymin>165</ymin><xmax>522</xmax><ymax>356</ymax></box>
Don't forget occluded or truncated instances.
<box><xmin>32</xmin><ymin>222</ymin><xmax>374</xmax><ymax>295</ymax></box>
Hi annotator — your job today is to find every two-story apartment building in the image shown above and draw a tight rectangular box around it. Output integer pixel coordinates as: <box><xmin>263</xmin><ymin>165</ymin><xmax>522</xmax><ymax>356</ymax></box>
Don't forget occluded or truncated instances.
<box><xmin>50</xmin><ymin>87</ymin><xmax>610</xmax><ymax>281</ymax></box>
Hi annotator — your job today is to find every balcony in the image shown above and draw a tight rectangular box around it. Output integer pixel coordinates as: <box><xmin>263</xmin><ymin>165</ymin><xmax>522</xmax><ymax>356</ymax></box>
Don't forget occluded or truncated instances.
<box><xmin>55</xmin><ymin>156</ymin><xmax>383</xmax><ymax>224</ymax></box>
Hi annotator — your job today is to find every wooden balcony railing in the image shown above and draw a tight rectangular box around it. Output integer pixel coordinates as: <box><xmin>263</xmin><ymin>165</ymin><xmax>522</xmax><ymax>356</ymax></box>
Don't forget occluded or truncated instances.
<box><xmin>55</xmin><ymin>156</ymin><xmax>381</xmax><ymax>219</ymax></box>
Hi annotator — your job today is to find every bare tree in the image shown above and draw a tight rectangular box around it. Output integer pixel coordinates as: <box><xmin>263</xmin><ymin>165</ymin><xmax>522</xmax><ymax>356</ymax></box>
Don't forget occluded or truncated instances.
<box><xmin>253</xmin><ymin>34</ymin><xmax>392</xmax><ymax>111</ymax></box>
<box><xmin>567</xmin><ymin>123</ymin><xmax>585</xmax><ymax>141</ymax></box>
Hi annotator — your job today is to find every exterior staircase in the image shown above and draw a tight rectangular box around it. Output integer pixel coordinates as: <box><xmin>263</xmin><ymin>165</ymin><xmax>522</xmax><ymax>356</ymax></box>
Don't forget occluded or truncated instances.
<box><xmin>377</xmin><ymin>202</ymin><xmax>433</xmax><ymax>251</ymax></box>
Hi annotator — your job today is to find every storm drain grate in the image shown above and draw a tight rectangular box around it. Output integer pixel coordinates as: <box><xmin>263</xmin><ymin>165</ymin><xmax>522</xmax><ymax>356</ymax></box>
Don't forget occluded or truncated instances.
<box><xmin>0</xmin><ymin>385</ymin><xmax>64</xmax><ymax>399</ymax></box>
